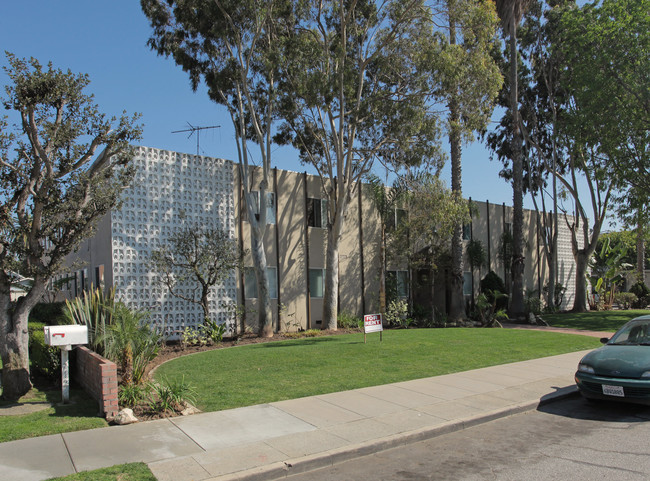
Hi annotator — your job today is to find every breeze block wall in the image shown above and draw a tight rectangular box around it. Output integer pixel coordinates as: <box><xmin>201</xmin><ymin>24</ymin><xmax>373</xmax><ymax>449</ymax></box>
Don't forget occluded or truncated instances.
<box><xmin>74</xmin><ymin>346</ymin><xmax>118</xmax><ymax>419</ymax></box>
<box><xmin>110</xmin><ymin>146</ymin><xmax>237</xmax><ymax>335</ymax></box>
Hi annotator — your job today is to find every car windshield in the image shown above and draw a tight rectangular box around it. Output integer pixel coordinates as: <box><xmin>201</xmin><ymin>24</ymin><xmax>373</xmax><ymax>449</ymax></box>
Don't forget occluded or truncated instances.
<box><xmin>608</xmin><ymin>320</ymin><xmax>650</xmax><ymax>346</ymax></box>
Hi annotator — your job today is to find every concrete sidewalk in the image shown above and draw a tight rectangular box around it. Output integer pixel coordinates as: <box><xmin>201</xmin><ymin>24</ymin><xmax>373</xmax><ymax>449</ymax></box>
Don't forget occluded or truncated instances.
<box><xmin>0</xmin><ymin>350</ymin><xmax>588</xmax><ymax>481</ymax></box>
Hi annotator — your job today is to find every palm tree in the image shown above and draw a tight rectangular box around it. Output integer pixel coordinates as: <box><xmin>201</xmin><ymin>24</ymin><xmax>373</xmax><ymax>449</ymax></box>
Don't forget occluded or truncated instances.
<box><xmin>495</xmin><ymin>0</ymin><xmax>529</xmax><ymax>317</ymax></box>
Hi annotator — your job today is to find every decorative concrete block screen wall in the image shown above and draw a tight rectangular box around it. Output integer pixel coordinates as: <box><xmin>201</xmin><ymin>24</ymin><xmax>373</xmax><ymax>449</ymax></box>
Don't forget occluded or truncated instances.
<box><xmin>74</xmin><ymin>346</ymin><xmax>118</xmax><ymax>419</ymax></box>
<box><xmin>111</xmin><ymin>146</ymin><xmax>237</xmax><ymax>334</ymax></box>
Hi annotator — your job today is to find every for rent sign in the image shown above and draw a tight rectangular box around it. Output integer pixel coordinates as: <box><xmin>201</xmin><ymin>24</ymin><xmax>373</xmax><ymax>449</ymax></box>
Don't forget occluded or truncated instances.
<box><xmin>363</xmin><ymin>314</ymin><xmax>383</xmax><ymax>343</ymax></box>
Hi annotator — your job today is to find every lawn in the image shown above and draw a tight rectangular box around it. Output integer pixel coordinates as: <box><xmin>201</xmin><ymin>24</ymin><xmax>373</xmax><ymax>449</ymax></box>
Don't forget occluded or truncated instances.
<box><xmin>154</xmin><ymin>328</ymin><xmax>600</xmax><ymax>412</ymax></box>
<box><xmin>0</xmin><ymin>387</ymin><xmax>107</xmax><ymax>443</ymax></box>
<box><xmin>543</xmin><ymin>309</ymin><xmax>650</xmax><ymax>332</ymax></box>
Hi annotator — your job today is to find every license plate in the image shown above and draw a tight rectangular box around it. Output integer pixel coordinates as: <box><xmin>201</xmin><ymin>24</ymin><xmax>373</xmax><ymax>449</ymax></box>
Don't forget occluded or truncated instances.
<box><xmin>602</xmin><ymin>384</ymin><xmax>625</xmax><ymax>397</ymax></box>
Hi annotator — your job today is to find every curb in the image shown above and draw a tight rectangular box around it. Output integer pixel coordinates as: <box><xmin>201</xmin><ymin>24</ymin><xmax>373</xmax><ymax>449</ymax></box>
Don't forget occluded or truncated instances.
<box><xmin>205</xmin><ymin>386</ymin><xmax>579</xmax><ymax>481</ymax></box>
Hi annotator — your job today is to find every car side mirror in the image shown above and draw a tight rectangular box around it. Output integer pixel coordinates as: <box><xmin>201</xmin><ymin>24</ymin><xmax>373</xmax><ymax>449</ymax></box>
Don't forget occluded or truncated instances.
<box><xmin>600</xmin><ymin>337</ymin><xmax>609</xmax><ymax>344</ymax></box>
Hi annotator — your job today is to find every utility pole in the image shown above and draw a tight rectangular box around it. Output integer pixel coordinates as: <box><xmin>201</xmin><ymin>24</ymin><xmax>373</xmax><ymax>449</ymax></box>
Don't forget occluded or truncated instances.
<box><xmin>172</xmin><ymin>123</ymin><xmax>221</xmax><ymax>155</ymax></box>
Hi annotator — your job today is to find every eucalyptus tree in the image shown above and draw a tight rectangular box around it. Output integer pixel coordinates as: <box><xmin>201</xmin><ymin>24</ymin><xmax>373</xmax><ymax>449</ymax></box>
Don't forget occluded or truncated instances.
<box><xmin>429</xmin><ymin>0</ymin><xmax>502</xmax><ymax>322</ymax></box>
<box><xmin>275</xmin><ymin>0</ymin><xmax>443</xmax><ymax>330</ymax></box>
<box><xmin>0</xmin><ymin>54</ymin><xmax>141</xmax><ymax>400</ymax></box>
<box><xmin>494</xmin><ymin>0</ymin><xmax>531</xmax><ymax>316</ymax></box>
<box><xmin>141</xmin><ymin>0</ymin><xmax>291</xmax><ymax>337</ymax></box>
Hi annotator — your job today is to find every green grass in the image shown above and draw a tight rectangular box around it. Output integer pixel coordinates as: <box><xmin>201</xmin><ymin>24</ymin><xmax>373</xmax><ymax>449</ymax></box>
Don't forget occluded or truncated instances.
<box><xmin>45</xmin><ymin>462</ymin><xmax>155</xmax><ymax>481</ymax></box>
<box><xmin>0</xmin><ymin>387</ymin><xmax>107</xmax><ymax>443</ymax></box>
<box><xmin>154</xmin><ymin>328</ymin><xmax>601</xmax><ymax>412</ymax></box>
<box><xmin>543</xmin><ymin>310</ymin><xmax>650</xmax><ymax>332</ymax></box>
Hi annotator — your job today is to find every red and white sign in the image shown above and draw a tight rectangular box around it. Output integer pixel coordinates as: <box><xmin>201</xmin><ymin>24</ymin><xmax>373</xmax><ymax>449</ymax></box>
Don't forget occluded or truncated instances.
<box><xmin>364</xmin><ymin>314</ymin><xmax>383</xmax><ymax>333</ymax></box>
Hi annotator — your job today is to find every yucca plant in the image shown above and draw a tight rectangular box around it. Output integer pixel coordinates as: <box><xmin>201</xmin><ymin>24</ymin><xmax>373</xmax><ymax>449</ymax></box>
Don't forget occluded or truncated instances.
<box><xmin>64</xmin><ymin>287</ymin><xmax>115</xmax><ymax>354</ymax></box>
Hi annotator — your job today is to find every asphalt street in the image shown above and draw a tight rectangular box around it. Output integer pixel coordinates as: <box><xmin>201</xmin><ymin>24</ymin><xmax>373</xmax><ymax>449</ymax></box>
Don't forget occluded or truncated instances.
<box><xmin>285</xmin><ymin>394</ymin><xmax>650</xmax><ymax>481</ymax></box>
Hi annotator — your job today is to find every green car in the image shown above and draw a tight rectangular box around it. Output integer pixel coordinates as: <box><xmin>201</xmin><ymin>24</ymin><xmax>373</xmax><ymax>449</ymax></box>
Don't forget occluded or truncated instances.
<box><xmin>575</xmin><ymin>315</ymin><xmax>650</xmax><ymax>405</ymax></box>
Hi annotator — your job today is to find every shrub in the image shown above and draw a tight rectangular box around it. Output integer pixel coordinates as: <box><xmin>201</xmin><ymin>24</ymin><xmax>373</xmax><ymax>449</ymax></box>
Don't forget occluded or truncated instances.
<box><xmin>385</xmin><ymin>299</ymin><xmax>413</xmax><ymax>328</ymax></box>
<box><xmin>630</xmin><ymin>282</ymin><xmax>650</xmax><ymax>308</ymax></box>
<box><xmin>28</xmin><ymin>322</ymin><xmax>60</xmax><ymax>380</ymax></box>
<box><xmin>630</xmin><ymin>281</ymin><xmax>650</xmax><ymax>298</ymax></box>
<box><xmin>337</xmin><ymin>311</ymin><xmax>362</xmax><ymax>329</ymax></box>
<box><xmin>542</xmin><ymin>282</ymin><xmax>566</xmax><ymax>311</ymax></box>
<box><xmin>149</xmin><ymin>376</ymin><xmax>197</xmax><ymax>414</ymax></box>
<box><xmin>480</xmin><ymin>271</ymin><xmax>508</xmax><ymax>310</ymax></box>
<box><xmin>615</xmin><ymin>292</ymin><xmax>637</xmax><ymax>310</ymax></box>
<box><xmin>29</xmin><ymin>302</ymin><xmax>68</xmax><ymax>325</ymax></box>
<box><xmin>524</xmin><ymin>289</ymin><xmax>542</xmax><ymax>316</ymax></box>
<box><xmin>119</xmin><ymin>383</ymin><xmax>150</xmax><ymax>409</ymax></box>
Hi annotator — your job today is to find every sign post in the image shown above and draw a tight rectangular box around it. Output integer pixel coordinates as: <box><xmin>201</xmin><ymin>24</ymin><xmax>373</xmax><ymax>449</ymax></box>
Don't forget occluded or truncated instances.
<box><xmin>363</xmin><ymin>314</ymin><xmax>383</xmax><ymax>343</ymax></box>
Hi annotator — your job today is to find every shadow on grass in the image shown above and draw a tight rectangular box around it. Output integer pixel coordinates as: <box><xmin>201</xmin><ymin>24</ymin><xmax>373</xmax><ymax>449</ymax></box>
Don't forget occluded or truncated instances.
<box><xmin>46</xmin><ymin>388</ymin><xmax>101</xmax><ymax>419</ymax></box>
<box><xmin>545</xmin><ymin>310</ymin><xmax>650</xmax><ymax>332</ymax></box>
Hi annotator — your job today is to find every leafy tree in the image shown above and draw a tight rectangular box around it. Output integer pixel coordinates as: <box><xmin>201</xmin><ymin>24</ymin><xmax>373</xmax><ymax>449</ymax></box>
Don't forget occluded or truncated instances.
<box><xmin>275</xmin><ymin>0</ymin><xmax>443</xmax><ymax>330</ymax></box>
<box><xmin>432</xmin><ymin>0</ymin><xmax>503</xmax><ymax>323</ymax></box>
<box><xmin>150</xmin><ymin>223</ymin><xmax>241</xmax><ymax>330</ymax></box>
<box><xmin>0</xmin><ymin>54</ymin><xmax>141</xmax><ymax>400</ymax></box>
<box><xmin>612</xmin><ymin>186</ymin><xmax>650</xmax><ymax>282</ymax></box>
<box><xmin>141</xmin><ymin>0</ymin><xmax>290</xmax><ymax>337</ymax></box>
<box><xmin>592</xmin><ymin>230</ymin><xmax>649</xmax><ymax>287</ymax></box>
<box><xmin>390</xmin><ymin>172</ymin><xmax>470</xmax><ymax>324</ymax></box>
<box><xmin>489</xmin><ymin>0</ymin><xmax>618</xmax><ymax>312</ymax></box>
<box><xmin>557</xmin><ymin>0</ymin><xmax>649</xmax><ymax>194</ymax></box>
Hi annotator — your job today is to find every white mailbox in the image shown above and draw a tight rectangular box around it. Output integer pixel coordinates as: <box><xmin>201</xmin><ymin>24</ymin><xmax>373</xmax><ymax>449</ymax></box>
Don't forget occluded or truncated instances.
<box><xmin>43</xmin><ymin>324</ymin><xmax>89</xmax><ymax>404</ymax></box>
<box><xmin>44</xmin><ymin>325</ymin><xmax>88</xmax><ymax>348</ymax></box>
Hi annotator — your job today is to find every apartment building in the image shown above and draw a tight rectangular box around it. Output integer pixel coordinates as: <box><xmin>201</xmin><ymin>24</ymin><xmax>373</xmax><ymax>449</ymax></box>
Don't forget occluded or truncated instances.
<box><xmin>61</xmin><ymin>146</ymin><xmax>580</xmax><ymax>334</ymax></box>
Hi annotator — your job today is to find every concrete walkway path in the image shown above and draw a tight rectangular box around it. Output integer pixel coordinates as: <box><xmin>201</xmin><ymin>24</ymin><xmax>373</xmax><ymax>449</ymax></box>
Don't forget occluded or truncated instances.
<box><xmin>0</xmin><ymin>350</ymin><xmax>592</xmax><ymax>481</ymax></box>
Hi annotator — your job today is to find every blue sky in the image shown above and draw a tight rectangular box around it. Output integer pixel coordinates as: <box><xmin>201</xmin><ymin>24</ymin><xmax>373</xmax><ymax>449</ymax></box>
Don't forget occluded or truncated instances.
<box><xmin>0</xmin><ymin>1</ymin><xmax>565</xmax><ymax>214</ymax></box>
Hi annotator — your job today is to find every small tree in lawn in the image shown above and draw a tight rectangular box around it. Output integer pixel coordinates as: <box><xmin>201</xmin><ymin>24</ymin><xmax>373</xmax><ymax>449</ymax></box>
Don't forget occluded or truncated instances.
<box><xmin>0</xmin><ymin>54</ymin><xmax>141</xmax><ymax>400</ymax></box>
<box><xmin>150</xmin><ymin>223</ymin><xmax>241</xmax><ymax>333</ymax></box>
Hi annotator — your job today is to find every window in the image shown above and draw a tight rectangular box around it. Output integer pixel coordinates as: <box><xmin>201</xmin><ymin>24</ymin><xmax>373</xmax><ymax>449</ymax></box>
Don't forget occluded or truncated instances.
<box><xmin>244</xmin><ymin>267</ymin><xmax>278</xmax><ymax>299</ymax></box>
<box><xmin>463</xmin><ymin>271</ymin><xmax>473</xmax><ymax>296</ymax></box>
<box><xmin>309</xmin><ymin>268</ymin><xmax>325</xmax><ymax>298</ymax></box>
<box><xmin>462</xmin><ymin>223</ymin><xmax>471</xmax><ymax>240</ymax></box>
<box><xmin>505</xmin><ymin>222</ymin><xmax>512</xmax><ymax>234</ymax></box>
<box><xmin>387</xmin><ymin>208</ymin><xmax>407</xmax><ymax>232</ymax></box>
<box><xmin>387</xmin><ymin>270</ymin><xmax>409</xmax><ymax>298</ymax></box>
<box><xmin>307</xmin><ymin>198</ymin><xmax>328</xmax><ymax>228</ymax></box>
<box><xmin>246</xmin><ymin>191</ymin><xmax>275</xmax><ymax>224</ymax></box>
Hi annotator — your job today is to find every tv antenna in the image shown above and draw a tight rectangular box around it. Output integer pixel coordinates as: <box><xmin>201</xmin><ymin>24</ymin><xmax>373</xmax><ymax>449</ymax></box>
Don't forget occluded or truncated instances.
<box><xmin>172</xmin><ymin>123</ymin><xmax>221</xmax><ymax>155</ymax></box>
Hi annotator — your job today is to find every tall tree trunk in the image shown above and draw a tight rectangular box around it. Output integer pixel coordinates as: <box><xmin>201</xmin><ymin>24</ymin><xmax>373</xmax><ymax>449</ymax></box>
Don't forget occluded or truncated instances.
<box><xmin>447</xmin><ymin>13</ymin><xmax>465</xmax><ymax>323</ymax></box>
<box><xmin>322</xmin><ymin>194</ymin><xmax>348</xmax><ymax>331</ymax></box>
<box><xmin>509</xmin><ymin>23</ymin><xmax>525</xmax><ymax>317</ymax></box>
<box><xmin>379</xmin><ymin>223</ymin><xmax>386</xmax><ymax>315</ymax></box>
<box><xmin>430</xmin><ymin>265</ymin><xmax>436</xmax><ymax>325</ymax></box>
<box><xmin>251</xmin><ymin>229</ymin><xmax>274</xmax><ymax>337</ymax></box>
<box><xmin>637</xmin><ymin>216</ymin><xmax>645</xmax><ymax>283</ymax></box>
<box><xmin>448</xmin><ymin>95</ymin><xmax>465</xmax><ymax>323</ymax></box>
<box><xmin>572</xmin><ymin>250</ymin><xmax>591</xmax><ymax>313</ymax></box>
<box><xmin>323</xmin><ymin>227</ymin><xmax>341</xmax><ymax>331</ymax></box>
<box><xmin>546</xmin><ymin>247</ymin><xmax>557</xmax><ymax>309</ymax></box>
